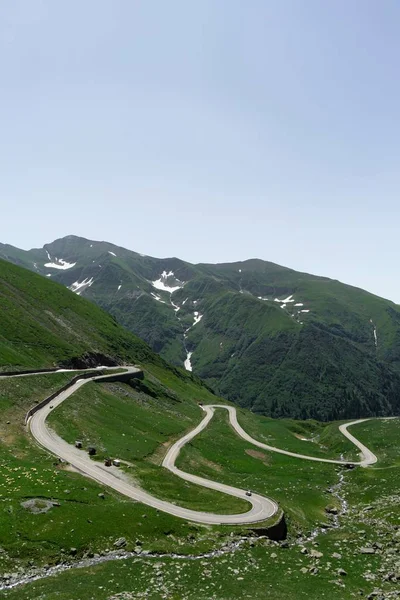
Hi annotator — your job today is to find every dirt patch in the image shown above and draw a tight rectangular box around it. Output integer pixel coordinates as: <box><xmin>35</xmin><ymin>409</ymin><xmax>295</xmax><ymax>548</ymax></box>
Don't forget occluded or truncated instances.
<box><xmin>148</xmin><ymin>440</ymin><xmax>174</xmax><ymax>465</ymax></box>
<box><xmin>201</xmin><ymin>457</ymin><xmax>223</xmax><ymax>472</ymax></box>
<box><xmin>0</xmin><ymin>430</ymin><xmax>17</xmax><ymax>446</ymax></box>
<box><xmin>245</xmin><ymin>449</ymin><xmax>270</xmax><ymax>464</ymax></box>
<box><xmin>61</xmin><ymin>464</ymin><xmax>80</xmax><ymax>473</ymax></box>
<box><xmin>189</xmin><ymin>456</ymin><xmax>222</xmax><ymax>472</ymax></box>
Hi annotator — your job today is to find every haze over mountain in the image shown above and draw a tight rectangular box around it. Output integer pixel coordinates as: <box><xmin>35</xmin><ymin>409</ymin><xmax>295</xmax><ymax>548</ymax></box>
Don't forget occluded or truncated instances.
<box><xmin>2</xmin><ymin>235</ymin><xmax>400</xmax><ymax>421</ymax></box>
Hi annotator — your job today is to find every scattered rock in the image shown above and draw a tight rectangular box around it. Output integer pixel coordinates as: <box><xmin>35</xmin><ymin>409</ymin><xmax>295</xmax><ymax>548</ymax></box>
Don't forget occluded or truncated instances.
<box><xmin>360</xmin><ymin>547</ymin><xmax>375</xmax><ymax>555</ymax></box>
<box><xmin>325</xmin><ymin>506</ymin><xmax>339</xmax><ymax>515</ymax></box>
<box><xmin>20</xmin><ymin>499</ymin><xmax>58</xmax><ymax>514</ymax></box>
<box><xmin>114</xmin><ymin>537</ymin><xmax>127</xmax><ymax>548</ymax></box>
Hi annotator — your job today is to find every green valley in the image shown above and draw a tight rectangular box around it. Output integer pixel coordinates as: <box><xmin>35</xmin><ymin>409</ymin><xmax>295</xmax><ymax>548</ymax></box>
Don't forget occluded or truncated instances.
<box><xmin>1</xmin><ymin>249</ymin><xmax>399</xmax><ymax>600</ymax></box>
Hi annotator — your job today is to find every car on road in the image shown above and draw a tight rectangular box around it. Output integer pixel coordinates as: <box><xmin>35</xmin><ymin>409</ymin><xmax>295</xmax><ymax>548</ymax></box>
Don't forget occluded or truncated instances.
<box><xmin>246</xmin><ymin>490</ymin><xmax>252</xmax><ymax>497</ymax></box>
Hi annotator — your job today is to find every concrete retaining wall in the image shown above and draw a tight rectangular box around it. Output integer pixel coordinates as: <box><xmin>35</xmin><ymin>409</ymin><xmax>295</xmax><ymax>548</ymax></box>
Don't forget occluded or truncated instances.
<box><xmin>94</xmin><ymin>370</ymin><xmax>144</xmax><ymax>384</ymax></box>
<box><xmin>251</xmin><ymin>511</ymin><xmax>287</xmax><ymax>541</ymax></box>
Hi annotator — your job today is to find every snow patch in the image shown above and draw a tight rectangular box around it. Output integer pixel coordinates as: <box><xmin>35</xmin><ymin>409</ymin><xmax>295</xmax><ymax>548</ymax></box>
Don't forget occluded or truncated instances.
<box><xmin>238</xmin><ymin>269</ymin><xmax>242</xmax><ymax>273</ymax></box>
<box><xmin>151</xmin><ymin>292</ymin><xmax>167</xmax><ymax>304</ymax></box>
<box><xmin>300</xmin><ymin>309</ymin><xmax>310</xmax><ymax>313</ymax></box>
<box><xmin>274</xmin><ymin>295</ymin><xmax>295</xmax><ymax>304</ymax></box>
<box><xmin>152</xmin><ymin>270</ymin><xmax>184</xmax><ymax>294</ymax></box>
<box><xmin>46</xmin><ymin>274</ymin><xmax>52</xmax><ymax>277</ymax></box>
<box><xmin>69</xmin><ymin>277</ymin><xmax>94</xmax><ymax>295</ymax></box>
<box><xmin>44</xmin><ymin>257</ymin><xmax>76</xmax><ymax>270</ymax></box>
<box><xmin>117</xmin><ymin>285</ymin><xmax>122</xmax><ymax>291</ymax></box>
<box><xmin>193</xmin><ymin>312</ymin><xmax>203</xmax><ymax>326</ymax></box>
<box><xmin>108</xmin><ymin>251</ymin><xmax>117</xmax><ymax>257</ymax></box>
<box><xmin>171</xmin><ymin>300</ymin><xmax>180</xmax><ymax>312</ymax></box>
<box><xmin>294</xmin><ymin>303</ymin><xmax>304</xmax><ymax>307</ymax></box>
<box><xmin>184</xmin><ymin>352</ymin><xmax>193</xmax><ymax>372</ymax></box>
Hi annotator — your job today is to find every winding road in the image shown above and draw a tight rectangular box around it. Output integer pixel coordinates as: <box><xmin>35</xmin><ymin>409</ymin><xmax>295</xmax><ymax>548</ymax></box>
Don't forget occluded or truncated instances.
<box><xmin>2</xmin><ymin>367</ymin><xmax>378</xmax><ymax>525</ymax></box>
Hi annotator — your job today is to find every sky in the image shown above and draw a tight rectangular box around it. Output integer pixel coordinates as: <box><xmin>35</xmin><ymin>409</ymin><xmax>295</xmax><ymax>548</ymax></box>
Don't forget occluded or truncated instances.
<box><xmin>1</xmin><ymin>1</ymin><xmax>400</xmax><ymax>302</ymax></box>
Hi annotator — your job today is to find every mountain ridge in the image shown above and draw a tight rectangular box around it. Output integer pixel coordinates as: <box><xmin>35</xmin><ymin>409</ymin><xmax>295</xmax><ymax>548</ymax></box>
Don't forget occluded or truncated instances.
<box><xmin>2</xmin><ymin>235</ymin><xmax>400</xmax><ymax>420</ymax></box>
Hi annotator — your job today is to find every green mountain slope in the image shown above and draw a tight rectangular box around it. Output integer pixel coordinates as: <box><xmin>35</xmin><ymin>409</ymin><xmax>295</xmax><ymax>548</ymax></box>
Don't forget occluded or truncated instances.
<box><xmin>2</xmin><ymin>236</ymin><xmax>400</xmax><ymax>419</ymax></box>
<box><xmin>0</xmin><ymin>258</ymin><xmax>162</xmax><ymax>370</ymax></box>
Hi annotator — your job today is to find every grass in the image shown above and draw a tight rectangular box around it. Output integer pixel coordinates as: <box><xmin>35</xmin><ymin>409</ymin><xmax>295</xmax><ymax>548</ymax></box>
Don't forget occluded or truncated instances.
<box><xmin>176</xmin><ymin>410</ymin><xmax>341</xmax><ymax>531</ymax></box>
<box><xmin>47</xmin><ymin>378</ymin><xmax>249</xmax><ymax>515</ymax></box>
<box><xmin>0</xmin><ymin>443</ymin><xmax>225</xmax><ymax>570</ymax></box>
<box><xmin>0</xmin><ymin>371</ymin><xmax>98</xmax><ymax>453</ymax></box>
<box><xmin>3</xmin><ymin>410</ymin><xmax>400</xmax><ymax>600</ymax></box>
<box><xmin>0</xmin><ymin>368</ymin><xmax>250</xmax><ymax>576</ymax></box>
<box><xmin>236</xmin><ymin>409</ymin><xmax>359</xmax><ymax>460</ymax></box>
<box><xmin>0</xmin><ymin>258</ymin><xmax>162</xmax><ymax>370</ymax></box>
<box><xmin>1</xmin><ymin>543</ymin><xmax>379</xmax><ymax>600</ymax></box>
<box><xmin>341</xmin><ymin>417</ymin><xmax>400</xmax><ymax>508</ymax></box>
<box><xmin>4</xmin><ymin>416</ymin><xmax>400</xmax><ymax>600</ymax></box>
<box><xmin>1</xmin><ymin>367</ymin><xmax>399</xmax><ymax>600</ymax></box>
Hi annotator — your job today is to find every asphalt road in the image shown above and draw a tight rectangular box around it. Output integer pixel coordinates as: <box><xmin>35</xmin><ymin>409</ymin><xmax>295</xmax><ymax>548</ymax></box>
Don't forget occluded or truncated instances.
<box><xmin>26</xmin><ymin>368</ymin><xmax>278</xmax><ymax>525</ymax></box>
<box><xmin>3</xmin><ymin>367</ymin><xmax>380</xmax><ymax>524</ymax></box>
<box><xmin>208</xmin><ymin>405</ymin><xmax>378</xmax><ymax>467</ymax></box>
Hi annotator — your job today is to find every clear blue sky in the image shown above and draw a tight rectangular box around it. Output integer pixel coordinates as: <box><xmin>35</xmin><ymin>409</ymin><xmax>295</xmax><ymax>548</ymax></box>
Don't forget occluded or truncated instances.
<box><xmin>1</xmin><ymin>1</ymin><xmax>400</xmax><ymax>301</ymax></box>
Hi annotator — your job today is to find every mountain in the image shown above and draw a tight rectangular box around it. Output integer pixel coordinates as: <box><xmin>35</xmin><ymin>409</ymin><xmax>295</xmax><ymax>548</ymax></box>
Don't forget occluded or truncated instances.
<box><xmin>2</xmin><ymin>235</ymin><xmax>400</xmax><ymax>420</ymax></box>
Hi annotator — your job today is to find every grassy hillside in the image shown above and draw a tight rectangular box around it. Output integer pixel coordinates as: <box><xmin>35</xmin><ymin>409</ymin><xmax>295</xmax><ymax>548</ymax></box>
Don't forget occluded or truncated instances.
<box><xmin>0</xmin><ymin>257</ymin><xmax>398</xmax><ymax>599</ymax></box>
<box><xmin>0</xmin><ymin>370</ymin><xmax>249</xmax><ymax>580</ymax></box>
<box><xmin>0</xmin><ymin>258</ymin><xmax>161</xmax><ymax>370</ymax></box>
<box><xmin>2</xmin><ymin>367</ymin><xmax>399</xmax><ymax>600</ymax></box>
